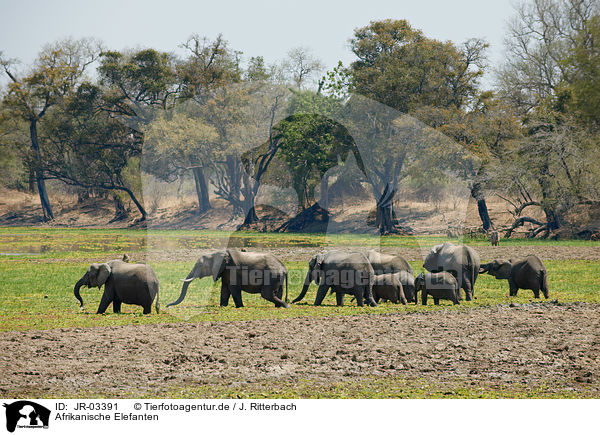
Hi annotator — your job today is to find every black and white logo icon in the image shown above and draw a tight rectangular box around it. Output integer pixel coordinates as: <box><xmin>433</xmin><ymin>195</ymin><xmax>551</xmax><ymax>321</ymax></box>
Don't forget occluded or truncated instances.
<box><xmin>3</xmin><ymin>401</ymin><xmax>50</xmax><ymax>433</ymax></box>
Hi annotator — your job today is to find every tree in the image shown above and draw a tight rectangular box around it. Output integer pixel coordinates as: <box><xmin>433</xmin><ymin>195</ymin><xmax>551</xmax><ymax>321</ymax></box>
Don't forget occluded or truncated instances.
<box><xmin>282</xmin><ymin>47</ymin><xmax>324</xmax><ymax>89</ymax></box>
<box><xmin>497</xmin><ymin>0</ymin><xmax>599</xmax><ymax>115</ymax></box>
<box><xmin>98</xmin><ymin>48</ymin><xmax>178</xmax><ymax>120</ymax></box>
<box><xmin>495</xmin><ymin>0</ymin><xmax>600</xmax><ymax>237</ymax></box>
<box><xmin>565</xmin><ymin>14</ymin><xmax>600</xmax><ymax>126</ymax></box>
<box><xmin>347</xmin><ymin>19</ymin><xmax>487</xmax><ymax>233</ymax></box>
<box><xmin>0</xmin><ymin>38</ymin><xmax>101</xmax><ymax>220</ymax></box>
<box><xmin>143</xmin><ymin>107</ymin><xmax>218</xmax><ymax>213</ymax></box>
<box><xmin>40</xmin><ymin>83</ymin><xmax>148</xmax><ymax>220</ymax></box>
<box><xmin>177</xmin><ymin>34</ymin><xmax>242</xmax><ymax>102</ymax></box>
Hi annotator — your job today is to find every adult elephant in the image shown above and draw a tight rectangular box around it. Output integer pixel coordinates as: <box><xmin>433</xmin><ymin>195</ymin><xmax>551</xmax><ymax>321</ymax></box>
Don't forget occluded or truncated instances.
<box><xmin>366</xmin><ymin>249</ymin><xmax>413</xmax><ymax>274</ymax></box>
<box><xmin>423</xmin><ymin>242</ymin><xmax>480</xmax><ymax>301</ymax></box>
<box><xmin>74</xmin><ymin>260</ymin><xmax>159</xmax><ymax>314</ymax></box>
<box><xmin>291</xmin><ymin>250</ymin><xmax>377</xmax><ymax>307</ymax></box>
<box><xmin>480</xmin><ymin>255</ymin><xmax>549</xmax><ymax>299</ymax></box>
<box><xmin>366</xmin><ymin>249</ymin><xmax>415</xmax><ymax>302</ymax></box>
<box><xmin>167</xmin><ymin>249</ymin><xmax>288</xmax><ymax>308</ymax></box>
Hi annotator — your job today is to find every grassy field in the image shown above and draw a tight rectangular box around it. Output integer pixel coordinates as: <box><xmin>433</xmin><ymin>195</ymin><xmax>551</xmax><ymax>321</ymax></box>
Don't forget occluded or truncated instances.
<box><xmin>1</xmin><ymin>228</ymin><xmax>599</xmax><ymax>399</ymax></box>
<box><xmin>1</xmin><ymin>227</ymin><xmax>599</xmax><ymax>331</ymax></box>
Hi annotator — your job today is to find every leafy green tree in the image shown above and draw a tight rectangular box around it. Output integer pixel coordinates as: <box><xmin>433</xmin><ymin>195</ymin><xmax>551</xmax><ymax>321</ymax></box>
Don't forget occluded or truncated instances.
<box><xmin>0</xmin><ymin>38</ymin><xmax>101</xmax><ymax>220</ymax></box>
<box><xmin>346</xmin><ymin>19</ymin><xmax>487</xmax><ymax>233</ymax></box>
<box><xmin>565</xmin><ymin>14</ymin><xmax>600</xmax><ymax>126</ymax></box>
<box><xmin>40</xmin><ymin>83</ymin><xmax>148</xmax><ymax>220</ymax></box>
<box><xmin>143</xmin><ymin>108</ymin><xmax>218</xmax><ymax>213</ymax></box>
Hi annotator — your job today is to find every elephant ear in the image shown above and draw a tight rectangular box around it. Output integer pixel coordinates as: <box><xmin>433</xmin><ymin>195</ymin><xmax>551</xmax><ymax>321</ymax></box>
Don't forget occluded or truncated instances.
<box><xmin>211</xmin><ymin>250</ymin><xmax>230</xmax><ymax>281</ymax></box>
<box><xmin>310</xmin><ymin>254</ymin><xmax>324</xmax><ymax>284</ymax></box>
<box><xmin>96</xmin><ymin>263</ymin><xmax>112</xmax><ymax>287</ymax></box>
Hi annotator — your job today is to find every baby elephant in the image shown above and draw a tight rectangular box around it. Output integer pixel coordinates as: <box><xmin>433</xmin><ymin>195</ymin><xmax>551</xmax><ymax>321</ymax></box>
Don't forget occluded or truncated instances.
<box><xmin>489</xmin><ymin>230</ymin><xmax>500</xmax><ymax>246</ymax></box>
<box><xmin>372</xmin><ymin>273</ymin><xmax>407</xmax><ymax>305</ymax></box>
<box><xmin>480</xmin><ymin>255</ymin><xmax>549</xmax><ymax>298</ymax></box>
<box><xmin>414</xmin><ymin>272</ymin><xmax>460</xmax><ymax>305</ymax></box>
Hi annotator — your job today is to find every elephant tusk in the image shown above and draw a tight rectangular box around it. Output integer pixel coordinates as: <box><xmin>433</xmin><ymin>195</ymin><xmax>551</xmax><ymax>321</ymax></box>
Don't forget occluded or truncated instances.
<box><xmin>180</xmin><ymin>278</ymin><xmax>195</xmax><ymax>282</ymax></box>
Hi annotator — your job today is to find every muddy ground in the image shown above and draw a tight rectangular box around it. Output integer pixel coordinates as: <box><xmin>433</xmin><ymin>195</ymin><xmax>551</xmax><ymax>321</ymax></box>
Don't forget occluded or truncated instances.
<box><xmin>1</xmin><ymin>302</ymin><xmax>599</xmax><ymax>397</ymax></box>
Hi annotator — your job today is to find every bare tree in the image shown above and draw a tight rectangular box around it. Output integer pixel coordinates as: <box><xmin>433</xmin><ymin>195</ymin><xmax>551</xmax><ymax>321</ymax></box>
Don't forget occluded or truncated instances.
<box><xmin>282</xmin><ymin>47</ymin><xmax>324</xmax><ymax>89</ymax></box>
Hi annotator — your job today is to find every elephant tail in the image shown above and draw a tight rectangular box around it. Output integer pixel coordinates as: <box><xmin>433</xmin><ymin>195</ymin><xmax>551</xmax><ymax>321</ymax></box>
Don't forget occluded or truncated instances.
<box><xmin>540</xmin><ymin>268</ymin><xmax>549</xmax><ymax>299</ymax></box>
<box><xmin>285</xmin><ymin>272</ymin><xmax>289</xmax><ymax>303</ymax></box>
<box><xmin>155</xmin><ymin>284</ymin><xmax>160</xmax><ymax>314</ymax></box>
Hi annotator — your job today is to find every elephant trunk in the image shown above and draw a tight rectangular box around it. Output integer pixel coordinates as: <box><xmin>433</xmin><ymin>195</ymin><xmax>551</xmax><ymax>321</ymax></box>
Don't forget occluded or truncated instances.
<box><xmin>479</xmin><ymin>262</ymin><xmax>491</xmax><ymax>274</ymax></box>
<box><xmin>166</xmin><ymin>278</ymin><xmax>194</xmax><ymax>307</ymax></box>
<box><xmin>291</xmin><ymin>270</ymin><xmax>313</xmax><ymax>304</ymax></box>
<box><xmin>73</xmin><ymin>273</ymin><xmax>89</xmax><ymax>309</ymax></box>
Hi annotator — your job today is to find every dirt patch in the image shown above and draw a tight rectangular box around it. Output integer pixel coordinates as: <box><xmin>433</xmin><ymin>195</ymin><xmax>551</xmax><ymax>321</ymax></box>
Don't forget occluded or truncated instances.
<box><xmin>1</xmin><ymin>302</ymin><xmax>599</xmax><ymax>397</ymax></box>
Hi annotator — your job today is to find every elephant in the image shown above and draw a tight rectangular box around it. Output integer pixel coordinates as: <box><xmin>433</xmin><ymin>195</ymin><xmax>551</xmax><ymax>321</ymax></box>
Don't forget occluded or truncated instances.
<box><xmin>423</xmin><ymin>242</ymin><xmax>480</xmax><ymax>301</ymax></box>
<box><xmin>366</xmin><ymin>249</ymin><xmax>415</xmax><ymax>301</ymax></box>
<box><xmin>488</xmin><ymin>230</ymin><xmax>500</xmax><ymax>246</ymax></box>
<box><xmin>397</xmin><ymin>270</ymin><xmax>416</xmax><ymax>303</ymax></box>
<box><xmin>479</xmin><ymin>255</ymin><xmax>549</xmax><ymax>299</ymax></box>
<box><xmin>167</xmin><ymin>249</ymin><xmax>289</xmax><ymax>308</ymax></box>
<box><xmin>414</xmin><ymin>272</ymin><xmax>460</xmax><ymax>305</ymax></box>
<box><xmin>74</xmin><ymin>260</ymin><xmax>159</xmax><ymax>314</ymax></box>
<box><xmin>366</xmin><ymin>249</ymin><xmax>413</xmax><ymax>275</ymax></box>
<box><xmin>372</xmin><ymin>273</ymin><xmax>407</xmax><ymax>305</ymax></box>
<box><xmin>291</xmin><ymin>250</ymin><xmax>377</xmax><ymax>307</ymax></box>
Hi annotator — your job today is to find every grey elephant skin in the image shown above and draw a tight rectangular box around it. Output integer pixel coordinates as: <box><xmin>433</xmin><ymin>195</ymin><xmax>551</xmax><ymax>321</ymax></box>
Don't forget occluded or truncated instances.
<box><xmin>423</xmin><ymin>242</ymin><xmax>480</xmax><ymax>301</ymax></box>
<box><xmin>292</xmin><ymin>250</ymin><xmax>377</xmax><ymax>307</ymax></box>
<box><xmin>168</xmin><ymin>249</ymin><xmax>288</xmax><ymax>308</ymax></box>
<box><xmin>366</xmin><ymin>249</ymin><xmax>416</xmax><ymax>302</ymax></box>
<box><xmin>74</xmin><ymin>260</ymin><xmax>159</xmax><ymax>314</ymax></box>
<box><xmin>415</xmin><ymin>272</ymin><xmax>460</xmax><ymax>305</ymax></box>
<box><xmin>480</xmin><ymin>255</ymin><xmax>549</xmax><ymax>298</ymax></box>
<box><xmin>373</xmin><ymin>273</ymin><xmax>407</xmax><ymax>304</ymax></box>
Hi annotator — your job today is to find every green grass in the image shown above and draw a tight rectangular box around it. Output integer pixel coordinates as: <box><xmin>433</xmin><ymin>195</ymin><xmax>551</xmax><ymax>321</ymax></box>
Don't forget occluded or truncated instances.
<box><xmin>15</xmin><ymin>376</ymin><xmax>594</xmax><ymax>399</ymax></box>
<box><xmin>1</xmin><ymin>226</ymin><xmax>598</xmax><ymax>260</ymax></box>
<box><xmin>1</xmin><ymin>228</ymin><xmax>599</xmax><ymax>331</ymax></box>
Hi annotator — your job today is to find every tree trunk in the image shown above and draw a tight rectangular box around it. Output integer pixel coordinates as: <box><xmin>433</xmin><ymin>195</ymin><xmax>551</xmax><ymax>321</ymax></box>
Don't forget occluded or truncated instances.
<box><xmin>29</xmin><ymin>119</ymin><xmax>54</xmax><ymax>221</ymax></box>
<box><xmin>243</xmin><ymin>205</ymin><xmax>259</xmax><ymax>226</ymax></box>
<box><xmin>28</xmin><ymin>167</ymin><xmax>36</xmax><ymax>193</ymax></box>
<box><xmin>192</xmin><ymin>166</ymin><xmax>211</xmax><ymax>213</ymax></box>
<box><xmin>319</xmin><ymin>174</ymin><xmax>329</xmax><ymax>210</ymax></box>
<box><xmin>111</xmin><ymin>192</ymin><xmax>129</xmax><ymax>221</ymax></box>
<box><xmin>241</xmin><ymin>169</ymin><xmax>259</xmax><ymax>226</ymax></box>
<box><xmin>121</xmin><ymin>187</ymin><xmax>146</xmax><ymax>221</ymax></box>
<box><xmin>470</xmin><ymin>181</ymin><xmax>493</xmax><ymax>231</ymax></box>
<box><xmin>376</xmin><ymin>184</ymin><xmax>396</xmax><ymax>235</ymax></box>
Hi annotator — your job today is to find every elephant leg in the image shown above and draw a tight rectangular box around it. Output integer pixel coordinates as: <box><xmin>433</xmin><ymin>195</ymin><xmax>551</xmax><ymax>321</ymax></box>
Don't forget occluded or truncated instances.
<box><xmin>422</xmin><ymin>291</ymin><xmax>428</xmax><ymax>305</ymax></box>
<box><xmin>262</xmin><ymin>285</ymin><xmax>289</xmax><ymax>308</ymax></box>
<box><xmin>434</xmin><ymin>298</ymin><xmax>439</xmax><ymax>305</ymax></box>
<box><xmin>509</xmin><ymin>281</ymin><xmax>518</xmax><ymax>297</ymax></box>
<box><xmin>462</xmin><ymin>273</ymin><xmax>473</xmax><ymax>301</ymax></box>
<box><xmin>354</xmin><ymin>289</ymin><xmax>364</xmax><ymax>307</ymax></box>
<box><xmin>230</xmin><ymin>285</ymin><xmax>244</xmax><ymax>308</ymax></box>
<box><xmin>335</xmin><ymin>291</ymin><xmax>345</xmax><ymax>306</ymax></box>
<box><xmin>142</xmin><ymin>304</ymin><xmax>151</xmax><ymax>314</ymax></box>
<box><xmin>96</xmin><ymin>286</ymin><xmax>114</xmax><ymax>314</ymax></box>
<box><xmin>533</xmin><ymin>289</ymin><xmax>540</xmax><ymax>299</ymax></box>
<box><xmin>112</xmin><ymin>296</ymin><xmax>122</xmax><ymax>314</ymax></box>
<box><xmin>373</xmin><ymin>294</ymin><xmax>381</xmax><ymax>304</ymax></box>
<box><xmin>314</xmin><ymin>284</ymin><xmax>330</xmax><ymax>306</ymax></box>
<box><xmin>220</xmin><ymin>283</ymin><xmax>231</xmax><ymax>307</ymax></box>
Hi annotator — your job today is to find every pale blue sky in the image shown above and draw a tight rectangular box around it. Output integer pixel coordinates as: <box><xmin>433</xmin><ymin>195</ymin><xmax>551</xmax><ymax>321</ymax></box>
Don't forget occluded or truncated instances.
<box><xmin>1</xmin><ymin>0</ymin><xmax>515</xmax><ymax>88</ymax></box>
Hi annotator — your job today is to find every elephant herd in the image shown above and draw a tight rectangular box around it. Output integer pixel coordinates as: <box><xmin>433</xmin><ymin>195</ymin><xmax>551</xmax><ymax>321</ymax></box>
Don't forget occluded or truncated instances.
<box><xmin>73</xmin><ymin>242</ymin><xmax>550</xmax><ymax>314</ymax></box>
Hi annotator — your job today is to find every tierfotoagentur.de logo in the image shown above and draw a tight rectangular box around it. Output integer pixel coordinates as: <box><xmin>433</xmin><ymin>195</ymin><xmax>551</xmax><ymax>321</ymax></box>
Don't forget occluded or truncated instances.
<box><xmin>3</xmin><ymin>401</ymin><xmax>50</xmax><ymax>433</ymax></box>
